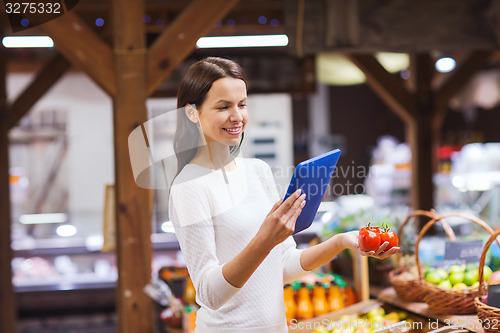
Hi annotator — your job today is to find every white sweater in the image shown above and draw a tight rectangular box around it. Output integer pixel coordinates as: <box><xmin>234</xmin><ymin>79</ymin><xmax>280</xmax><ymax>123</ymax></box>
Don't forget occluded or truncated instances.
<box><xmin>169</xmin><ymin>158</ymin><xmax>307</xmax><ymax>332</ymax></box>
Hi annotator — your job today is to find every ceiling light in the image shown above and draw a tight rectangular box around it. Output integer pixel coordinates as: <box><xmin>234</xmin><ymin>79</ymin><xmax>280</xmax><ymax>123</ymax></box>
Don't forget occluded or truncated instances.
<box><xmin>56</xmin><ymin>225</ymin><xmax>77</xmax><ymax>237</ymax></box>
<box><xmin>435</xmin><ymin>57</ymin><xmax>456</xmax><ymax>73</ymax></box>
<box><xmin>2</xmin><ymin>36</ymin><xmax>54</xmax><ymax>48</ymax></box>
<box><xmin>196</xmin><ymin>35</ymin><xmax>288</xmax><ymax>48</ymax></box>
<box><xmin>19</xmin><ymin>213</ymin><xmax>67</xmax><ymax>224</ymax></box>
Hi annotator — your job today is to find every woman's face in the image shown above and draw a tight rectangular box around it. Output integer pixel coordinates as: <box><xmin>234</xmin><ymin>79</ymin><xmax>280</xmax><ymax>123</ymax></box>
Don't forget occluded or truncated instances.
<box><xmin>197</xmin><ymin>77</ymin><xmax>248</xmax><ymax>146</ymax></box>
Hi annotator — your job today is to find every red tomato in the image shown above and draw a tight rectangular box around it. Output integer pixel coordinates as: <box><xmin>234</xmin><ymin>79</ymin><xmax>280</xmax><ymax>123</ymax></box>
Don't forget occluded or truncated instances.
<box><xmin>380</xmin><ymin>230</ymin><xmax>398</xmax><ymax>250</ymax></box>
<box><xmin>358</xmin><ymin>228</ymin><xmax>381</xmax><ymax>252</ymax></box>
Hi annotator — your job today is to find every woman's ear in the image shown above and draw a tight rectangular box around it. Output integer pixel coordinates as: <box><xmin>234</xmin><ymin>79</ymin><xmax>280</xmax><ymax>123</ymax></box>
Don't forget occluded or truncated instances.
<box><xmin>185</xmin><ymin>104</ymin><xmax>199</xmax><ymax>123</ymax></box>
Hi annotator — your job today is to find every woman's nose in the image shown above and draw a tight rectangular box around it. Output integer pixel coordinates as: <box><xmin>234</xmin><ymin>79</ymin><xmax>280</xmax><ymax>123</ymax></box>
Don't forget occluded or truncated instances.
<box><xmin>229</xmin><ymin>106</ymin><xmax>243</xmax><ymax>121</ymax></box>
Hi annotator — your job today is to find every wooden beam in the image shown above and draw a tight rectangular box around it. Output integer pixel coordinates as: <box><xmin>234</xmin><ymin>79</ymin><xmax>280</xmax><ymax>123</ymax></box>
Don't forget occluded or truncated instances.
<box><xmin>40</xmin><ymin>11</ymin><xmax>116</xmax><ymax>97</ymax></box>
<box><xmin>345</xmin><ymin>53</ymin><xmax>416</xmax><ymax>124</ymax></box>
<box><xmin>7</xmin><ymin>53</ymin><xmax>71</xmax><ymax>130</ymax></box>
<box><xmin>111</xmin><ymin>0</ymin><xmax>154</xmax><ymax>332</ymax></box>
<box><xmin>407</xmin><ymin>54</ymin><xmax>436</xmax><ymax>213</ymax></box>
<box><xmin>148</xmin><ymin>0</ymin><xmax>239</xmax><ymax>95</ymax></box>
<box><xmin>0</xmin><ymin>24</ymin><xmax>17</xmax><ymax>333</ymax></box>
<box><xmin>434</xmin><ymin>50</ymin><xmax>492</xmax><ymax>130</ymax></box>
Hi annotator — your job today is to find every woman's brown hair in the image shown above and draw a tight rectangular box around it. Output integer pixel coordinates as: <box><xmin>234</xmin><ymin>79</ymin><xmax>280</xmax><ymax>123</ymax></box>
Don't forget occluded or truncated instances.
<box><xmin>174</xmin><ymin>57</ymin><xmax>248</xmax><ymax>175</ymax></box>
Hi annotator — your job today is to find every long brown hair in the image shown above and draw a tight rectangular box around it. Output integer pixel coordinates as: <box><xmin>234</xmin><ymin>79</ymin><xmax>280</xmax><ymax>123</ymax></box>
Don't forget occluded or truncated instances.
<box><xmin>174</xmin><ymin>57</ymin><xmax>248</xmax><ymax>175</ymax></box>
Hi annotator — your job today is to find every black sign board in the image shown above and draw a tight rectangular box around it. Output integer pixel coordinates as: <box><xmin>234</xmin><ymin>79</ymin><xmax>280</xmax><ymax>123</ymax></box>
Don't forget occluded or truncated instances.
<box><xmin>488</xmin><ymin>284</ymin><xmax>500</xmax><ymax>308</ymax></box>
<box><xmin>443</xmin><ymin>240</ymin><xmax>483</xmax><ymax>264</ymax></box>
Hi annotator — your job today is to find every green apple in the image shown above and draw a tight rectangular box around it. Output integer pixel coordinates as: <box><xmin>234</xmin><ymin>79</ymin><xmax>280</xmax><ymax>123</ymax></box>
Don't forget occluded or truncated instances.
<box><xmin>453</xmin><ymin>283</ymin><xmax>468</xmax><ymax>290</ymax></box>
<box><xmin>436</xmin><ymin>268</ymin><xmax>449</xmax><ymax>280</ymax></box>
<box><xmin>464</xmin><ymin>270</ymin><xmax>479</xmax><ymax>286</ymax></box>
<box><xmin>449</xmin><ymin>264</ymin><xmax>464</xmax><ymax>275</ymax></box>
<box><xmin>425</xmin><ymin>272</ymin><xmax>443</xmax><ymax>285</ymax></box>
<box><xmin>465</xmin><ymin>263</ymin><xmax>478</xmax><ymax>272</ymax></box>
<box><xmin>483</xmin><ymin>266</ymin><xmax>493</xmax><ymax>282</ymax></box>
<box><xmin>438</xmin><ymin>279</ymin><xmax>452</xmax><ymax>289</ymax></box>
<box><xmin>449</xmin><ymin>272</ymin><xmax>465</xmax><ymax>286</ymax></box>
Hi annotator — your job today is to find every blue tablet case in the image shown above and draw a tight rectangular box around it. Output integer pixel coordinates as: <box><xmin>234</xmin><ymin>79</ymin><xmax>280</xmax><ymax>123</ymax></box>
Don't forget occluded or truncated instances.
<box><xmin>283</xmin><ymin>149</ymin><xmax>341</xmax><ymax>234</ymax></box>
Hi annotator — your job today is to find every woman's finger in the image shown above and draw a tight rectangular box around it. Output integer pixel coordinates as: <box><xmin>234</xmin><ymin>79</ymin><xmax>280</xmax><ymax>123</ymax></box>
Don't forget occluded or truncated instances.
<box><xmin>374</xmin><ymin>241</ymin><xmax>389</xmax><ymax>256</ymax></box>
<box><xmin>282</xmin><ymin>193</ymin><xmax>306</xmax><ymax>222</ymax></box>
<box><xmin>277</xmin><ymin>189</ymin><xmax>302</xmax><ymax>215</ymax></box>
<box><xmin>267</xmin><ymin>200</ymin><xmax>281</xmax><ymax>216</ymax></box>
<box><xmin>286</xmin><ymin>199</ymin><xmax>306</xmax><ymax>229</ymax></box>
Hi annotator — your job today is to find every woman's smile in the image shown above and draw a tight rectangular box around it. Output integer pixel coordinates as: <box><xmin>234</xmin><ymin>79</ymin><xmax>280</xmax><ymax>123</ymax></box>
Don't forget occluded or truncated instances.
<box><xmin>222</xmin><ymin>126</ymin><xmax>242</xmax><ymax>135</ymax></box>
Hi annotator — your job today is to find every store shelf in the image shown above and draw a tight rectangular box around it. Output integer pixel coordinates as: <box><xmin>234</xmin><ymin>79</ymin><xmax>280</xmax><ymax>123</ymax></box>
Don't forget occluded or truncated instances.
<box><xmin>378</xmin><ymin>287</ymin><xmax>484</xmax><ymax>333</ymax></box>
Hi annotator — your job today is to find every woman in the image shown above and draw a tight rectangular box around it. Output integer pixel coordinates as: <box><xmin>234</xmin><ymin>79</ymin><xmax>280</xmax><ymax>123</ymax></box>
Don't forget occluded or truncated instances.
<box><xmin>169</xmin><ymin>57</ymin><xmax>398</xmax><ymax>333</ymax></box>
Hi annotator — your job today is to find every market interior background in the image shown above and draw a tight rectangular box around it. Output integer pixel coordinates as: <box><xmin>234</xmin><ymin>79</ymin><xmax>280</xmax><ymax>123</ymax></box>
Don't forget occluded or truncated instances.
<box><xmin>2</xmin><ymin>0</ymin><xmax>500</xmax><ymax>332</ymax></box>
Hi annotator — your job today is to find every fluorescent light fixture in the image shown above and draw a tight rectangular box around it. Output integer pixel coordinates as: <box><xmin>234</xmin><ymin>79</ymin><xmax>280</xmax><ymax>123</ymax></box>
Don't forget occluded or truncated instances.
<box><xmin>2</xmin><ymin>36</ymin><xmax>54</xmax><ymax>48</ymax></box>
<box><xmin>56</xmin><ymin>224</ymin><xmax>77</xmax><ymax>237</ymax></box>
<box><xmin>19</xmin><ymin>213</ymin><xmax>67</xmax><ymax>224</ymax></box>
<box><xmin>196</xmin><ymin>34</ymin><xmax>288</xmax><ymax>48</ymax></box>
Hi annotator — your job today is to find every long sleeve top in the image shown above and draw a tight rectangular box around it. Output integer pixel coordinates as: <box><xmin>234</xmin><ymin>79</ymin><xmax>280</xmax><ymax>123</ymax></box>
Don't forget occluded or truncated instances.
<box><xmin>168</xmin><ymin>157</ymin><xmax>308</xmax><ymax>332</ymax></box>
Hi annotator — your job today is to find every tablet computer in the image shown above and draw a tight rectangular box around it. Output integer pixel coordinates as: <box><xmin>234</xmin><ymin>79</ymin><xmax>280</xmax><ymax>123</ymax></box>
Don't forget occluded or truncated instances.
<box><xmin>283</xmin><ymin>149</ymin><xmax>341</xmax><ymax>234</ymax></box>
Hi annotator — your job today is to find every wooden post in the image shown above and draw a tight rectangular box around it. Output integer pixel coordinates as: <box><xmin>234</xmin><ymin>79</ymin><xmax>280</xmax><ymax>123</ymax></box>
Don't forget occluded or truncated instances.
<box><xmin>352</xmin><ymin>251</ymin><xmax>370</xmax><ymax>302</ymax></box>
<box><xmin>0</xmin><ymin>26</ymin><xmax>17</xmax><ymax>333</ymax></box>
<box><xmin>408</xmin><ymin>54</ymin><xmax>435</xmax><ymax>213</ymax></box>
<box><xmin>111</xmin><ymin>0</ymin><xmax>154</xmax><ymax>332</ymax></box>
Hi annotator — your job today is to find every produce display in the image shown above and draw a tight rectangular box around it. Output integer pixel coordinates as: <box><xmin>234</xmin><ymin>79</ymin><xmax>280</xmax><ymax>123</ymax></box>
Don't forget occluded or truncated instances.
<box><xmin>423</xmin><ymin>263</ymin><xmax>493</xmax><ymax>289</ymax></box>
<box><xmin>310</xmin><ymin>305</ymin><xmax>412</xmax><ymax>333</ymax></box>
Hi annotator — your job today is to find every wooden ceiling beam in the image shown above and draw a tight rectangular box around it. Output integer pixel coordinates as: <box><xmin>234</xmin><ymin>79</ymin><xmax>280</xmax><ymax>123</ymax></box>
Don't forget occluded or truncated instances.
<box><xmin>345</xmin><ymin>53</ymin><xmax>417</xmax><ymax>124</ymax></box>
<box><xmin>40</xmin><ymin>11</ymin><xmax>115</xmax><ymax>96</ymax></box>
<box><xmin>148</xmin><ymin>0</ymin><xmax>239</xmax><ymax>96</ymax></box>
<box><xmin>7</xmin><ymin>53</ymin><xmax>71</xmax><ymax>130</ymax></box>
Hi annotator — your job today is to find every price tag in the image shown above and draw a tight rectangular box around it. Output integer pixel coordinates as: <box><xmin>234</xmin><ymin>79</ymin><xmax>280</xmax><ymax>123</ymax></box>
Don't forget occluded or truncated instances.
<box><xmin>443</xmin><ymin>240</ymin><xmax>483</xmax><ymax>264</ymax></box>
<box><xmin>487</xmin><ymin>284</ymin><xmax>500</xmax><ymax>308</ymax></box>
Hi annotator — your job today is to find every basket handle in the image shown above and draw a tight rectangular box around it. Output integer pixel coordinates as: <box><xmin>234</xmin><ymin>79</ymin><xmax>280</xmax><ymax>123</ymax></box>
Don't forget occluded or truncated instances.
<box><xmin>394</xmin><ymin>210</ymin><xmax>439</xmax><ymax>268</ymax></box>
<box><xmin>415</xmin><ymin>217</ymin><xmax>457</xmax><ymax>281</ymax></box>
<box><xmin>478</xmin><ymin>227</ymin><xmax>500</xmax><ymax>295</ymax></box>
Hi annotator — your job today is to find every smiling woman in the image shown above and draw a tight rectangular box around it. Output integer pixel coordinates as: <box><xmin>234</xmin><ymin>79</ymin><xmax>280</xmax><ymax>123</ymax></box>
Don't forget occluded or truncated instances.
<box><xmin>168</xmin><ymin>57</ymin><xmax>399</xmax><ymax>333</ymax></box>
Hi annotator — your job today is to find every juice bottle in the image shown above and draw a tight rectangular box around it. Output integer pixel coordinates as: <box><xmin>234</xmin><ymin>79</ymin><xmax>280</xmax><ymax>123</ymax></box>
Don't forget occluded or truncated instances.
<box><xmin>283</xmin><ymin>284</ymin><xmax>296</xmax><ymax>325</ymax></box>
<box><xmin>312</xmin><ymin>282</ymin><xmax>329</xmax><ymax>317</ymax></box>
<box><xmin>183</xmin><ymin>276</ymin><xmax>196</xmax><ymax>305</ymax></box>
<box><xmin>341</xmin><ymin>285</ymin><xmax>357</xmax><ymax>307</ymax></box>
<box><xmin>328</xmin><ymin>282</ymin><xmax>344</xmax><ymax>311</ymax></box>
<box><xmin>296</xmin><ymin>282</ymin><xmax>313</xmax><ymax>320</ymax></box>
<box><xmin>182</xmin><ymin>304</ymin><xmax>198</xmax><ymax>333</ymax></box>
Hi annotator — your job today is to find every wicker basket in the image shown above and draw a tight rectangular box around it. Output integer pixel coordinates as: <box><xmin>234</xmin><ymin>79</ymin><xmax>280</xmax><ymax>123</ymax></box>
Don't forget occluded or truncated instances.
<box><xmin>388</xmin><ymin>210</ymin><xmax>440</xmax><ymax>302</ymax></box>
<box><xmin>474</xmin><ymin>228</ymin><xmax>500</xmax><ymax>333</ymax></box>
<box><xmin>417</xmin><ymin>213</ymin><xmax>495</xmax><ymax>315</ymax></box>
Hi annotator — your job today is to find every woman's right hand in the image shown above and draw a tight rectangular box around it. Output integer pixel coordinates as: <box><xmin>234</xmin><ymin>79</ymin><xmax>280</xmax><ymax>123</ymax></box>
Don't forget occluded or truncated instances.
<box><xmin>256</xmin><ymin>189</ymin><xmax>306</xmax><ymax>250</ymax></box>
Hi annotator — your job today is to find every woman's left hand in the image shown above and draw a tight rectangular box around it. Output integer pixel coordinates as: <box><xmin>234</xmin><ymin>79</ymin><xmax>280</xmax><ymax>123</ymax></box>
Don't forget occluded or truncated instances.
<box><xmin>341</xmin><ymin>230</ymin><xmax>400</xmax><ymax>260</ymax></box>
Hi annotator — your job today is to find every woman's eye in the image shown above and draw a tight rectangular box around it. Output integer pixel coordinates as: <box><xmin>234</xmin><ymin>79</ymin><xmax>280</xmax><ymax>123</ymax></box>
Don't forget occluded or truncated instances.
<box><xmin>218</xmin><ymin>106</ymin><xmax>228</xmax><ymax>110</ymax></box>
<box><xmin>239</xmin><ymin>104</ymin><xmax>247</xmax><ymax>108</ymax></box>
